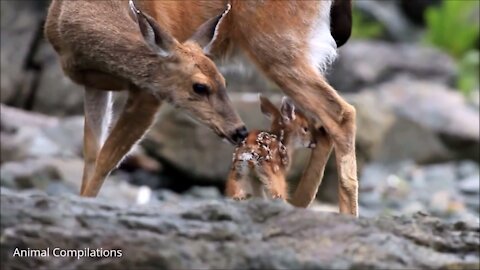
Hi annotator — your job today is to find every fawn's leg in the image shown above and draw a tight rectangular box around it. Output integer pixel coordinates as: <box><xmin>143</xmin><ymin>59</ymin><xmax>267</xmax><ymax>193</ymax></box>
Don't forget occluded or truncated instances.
<box><xmin>256</xmin><ymin>166</ymin><xmax>288</xmax><ymax>201</ymax></box>
<box><xmin>81</xmin><ymin>89</ymin><xmax>161</xmax><ymax>197</ymax></box>
<box><xmin>81</xmin><ymin>88</ymin><xmax>112</xmax><ymax>194</ymax></box>
<box><xmin>225</xmin><ymin>161</ymin><xmax>251</xmax><ymax>200</ymax></box>
<box><xmin>250</xmin><ymin>177</ymin><xmax>267</xmax><ymax>198</ymax></box>
<box><xmin>289</xmin><ymin>127</ymin><xmax>333</xmax><ymax>207</ymax></box>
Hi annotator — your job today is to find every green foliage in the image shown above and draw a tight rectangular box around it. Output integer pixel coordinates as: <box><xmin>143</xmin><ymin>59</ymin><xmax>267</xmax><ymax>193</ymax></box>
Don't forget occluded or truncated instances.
<box><xmin>424</xmin><ymin>0</ymin><xmax>479</xmax><ymax>94</ymax></box>
<box><xmin>457</xmin><ymin>50</ymin><xmax>479</xmax><ymax>96</ymax></box>
<box><xmin>424</xmin><ymin>0</ymin><xmax>479</xmax><ymax>58</ymax></box>
<box><xmin>351</xmin><ymin>8</ymin><xmax>384</xmax><ymax>40</ymax></box>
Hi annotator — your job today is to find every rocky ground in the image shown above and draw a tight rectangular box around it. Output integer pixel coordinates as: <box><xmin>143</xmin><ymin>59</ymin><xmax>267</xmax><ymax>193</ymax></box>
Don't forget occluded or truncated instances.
<box><xmin>1</xmin><ymin>189</ymin><xmax>479</xmax><ymax>270</ymax></box>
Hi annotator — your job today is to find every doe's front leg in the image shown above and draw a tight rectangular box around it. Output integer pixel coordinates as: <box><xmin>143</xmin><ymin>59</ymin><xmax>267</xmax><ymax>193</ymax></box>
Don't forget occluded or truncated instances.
<box><xmin>81</xmin><ymin>89</ymin><xmax>161</xmax><ymax>197</ymax></box>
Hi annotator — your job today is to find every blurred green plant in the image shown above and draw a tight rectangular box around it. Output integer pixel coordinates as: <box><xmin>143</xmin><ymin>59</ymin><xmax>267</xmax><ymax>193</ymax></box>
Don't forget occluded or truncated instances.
<box><xmin>457</xmin><ymin>50</ymin><xmax>479</xmax><ymax>96</ymax></box>
<box><xmin>424</xmin><ymin>0</ymin><xmax>479</xmax><ymax>58</ymax></box>
<box><xmin>423</xmin><ymin>0</ymin><xmax>479</xmax><ymax>95</ymax></box>
<box><xmin>351</xmin><ymin>8</ymin><xmax>384</xmax><ymax>40</ymax></box>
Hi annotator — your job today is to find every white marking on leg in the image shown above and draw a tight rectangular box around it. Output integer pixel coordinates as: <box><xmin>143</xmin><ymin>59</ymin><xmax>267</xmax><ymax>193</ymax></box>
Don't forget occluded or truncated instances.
<box><xmin>100</xmin><ymin>92</ymin><xmax>113</xmax><ymax>146</ymax></box>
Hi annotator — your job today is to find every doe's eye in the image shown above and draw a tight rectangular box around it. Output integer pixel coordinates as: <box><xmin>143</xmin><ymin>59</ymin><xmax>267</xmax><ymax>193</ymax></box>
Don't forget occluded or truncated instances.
<box><xmin>302</xmin><ymin>127</ymin><xmax>308</xmax><ymax>133</ymax></box>
<box><xmin>193</xmin><ymin>83</ymin><xmax>209</xmax><ymax>96</ymax></box>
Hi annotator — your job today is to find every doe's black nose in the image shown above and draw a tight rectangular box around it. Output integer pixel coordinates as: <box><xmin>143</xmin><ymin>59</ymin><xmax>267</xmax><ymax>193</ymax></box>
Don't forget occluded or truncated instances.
<box><xmin>230</xmin><ymin>126</ymin><xmax>248</xmax><ymax>144</ymax></box>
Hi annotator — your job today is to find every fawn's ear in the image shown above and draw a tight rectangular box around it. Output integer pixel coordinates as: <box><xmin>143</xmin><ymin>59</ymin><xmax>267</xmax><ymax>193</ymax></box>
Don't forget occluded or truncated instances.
<box><xmin>188</xmin><ymin>4</ymin><xmax>231</xmax><ymax>54</ymax></box>
<box><xmin>280</xmin><ymin>97</ymin><xmax>296</xmax><ymax>122</ymax></box>
<box><xmin>260</xmin><ymin>95</ymin><xmax>280</xmax><ymax>119</ymax></box>
<box><xmin>129</xmin><ymin>0</ymin><xmax>177</xmax><ymax>57</ymax></box>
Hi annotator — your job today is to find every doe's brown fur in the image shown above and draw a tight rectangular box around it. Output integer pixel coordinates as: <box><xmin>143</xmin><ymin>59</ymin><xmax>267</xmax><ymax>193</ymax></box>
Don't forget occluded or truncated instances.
<box><xmin>44</xmin><ymin>0</ymin><xmax>358</xmax><ymax>216</ymax></box>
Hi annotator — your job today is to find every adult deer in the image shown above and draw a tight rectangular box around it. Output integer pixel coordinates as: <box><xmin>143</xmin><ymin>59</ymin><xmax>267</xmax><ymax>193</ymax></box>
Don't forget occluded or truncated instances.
<box><xmin>44</xmin><ymin>0</ymin><xmax>357</xmax><ymax>216</ymax></box>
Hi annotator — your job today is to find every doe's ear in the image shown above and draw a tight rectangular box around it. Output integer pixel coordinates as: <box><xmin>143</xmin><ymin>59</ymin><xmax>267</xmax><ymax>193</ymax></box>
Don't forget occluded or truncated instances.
<box><xmin>259</xmin><ymin>95</ymin><xmax>280</xmax><ymax>120</ymax></box>
<box><xmin>129</xmin><ymin>0</ymin><xmax>177</xmax><ymax>57</ymax></box>
<box><xmin>188</xmin><ymin>4</ymin><xmax>231</xmax><ymax>54</ymax></box>
<box><xmin>280</xmin><ymin>97</ymin><xmax>296</xmax><ymax>122</ymax></box>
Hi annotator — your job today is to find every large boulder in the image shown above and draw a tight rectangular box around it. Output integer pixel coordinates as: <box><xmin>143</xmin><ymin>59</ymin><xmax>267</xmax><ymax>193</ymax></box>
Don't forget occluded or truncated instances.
<box><xmin>31</xmin><ymin>42</ymin><xmax>84</xmax><ymax>116</ymax></box>
<box><xmin>327</xmin><ymin>41</ymin><xmax>457</xmax><ymax>93</ymax></box>
<box><xmin>219</xmin><ymin>57</ymin><xmax>279</xmax><ymax>94</ymax></box>
<box><xmin>349</xmin><ymin>76</ymin><xmax>479</xmax><ymax>163</ymax></box>
<box><xmin>0</xmin><ymin>104</ymin><xmax>83</xmax><ymax>162</ymax></box>
<box><xmin>0</xmin><ymin>0</ymin><xmax>48</xmax><ymax>106</ymax></box>
<box><xmin>1</xmin><ymin>0</ymin><xmax>83</xmax><ymax>116</ymax></box>
<box><xmin>1</xmin><ymin>189</ymin><xmax>479</xmax><ymax>270</ymax></box>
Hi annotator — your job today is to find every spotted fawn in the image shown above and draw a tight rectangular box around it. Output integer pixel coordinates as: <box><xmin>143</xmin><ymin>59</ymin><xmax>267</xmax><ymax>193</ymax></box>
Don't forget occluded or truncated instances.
<box><xmin>226</xmin><ymin>96</ymin><xmax>316</xmax><ymax>201</ymax></box>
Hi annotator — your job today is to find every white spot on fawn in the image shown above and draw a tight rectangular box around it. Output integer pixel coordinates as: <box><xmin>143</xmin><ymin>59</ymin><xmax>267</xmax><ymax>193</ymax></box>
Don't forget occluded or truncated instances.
<box><xmin>239</xmin><ymin>152</ymin><xmax>254</xmax><ymax>161</ymax></box>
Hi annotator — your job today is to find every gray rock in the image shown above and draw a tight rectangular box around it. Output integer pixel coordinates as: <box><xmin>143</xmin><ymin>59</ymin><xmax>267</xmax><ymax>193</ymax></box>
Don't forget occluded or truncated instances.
<box><xmin>355</xmin><ymin>0</ymin><xmax>418</xmax><ymax>42</ymax></box>
<box><xmin>348</xmin><ymin>76</ymin><xmax>479</xmax><ymax>163</ymax></box>
<box><xmin>219</xmin><ymin>56</ymin><xmax>279</xmax><ymax>94</ymax></box>
<box><xmin>469</xmin><ymin>90</ymin><xmax>479</xmax><ymax>109</ymax></box>
<box><xmin>379</xmin><ymin>77</ymin><xmax>479</xmax><ymax>141</ymax></box>
<box><xmin>458</xmin><ymin>175</ymin><xmax>480</xmax><ymax>195</ymax></box>
<box><xmin>1</xmin><ymin>0</ymin><xmax>84</xmax><ymax>116</ymax></box>
<box><xmin>0</xmin><ymin>159</ymin><xmax>61</xmax><ymax>190</ymax></box>
<box><xmin>328</xmin><ymin>41</ymin><xmax>457</xmax><ymax>93</ymax></box>
<box><xmin>0</xmin><ymin>105</ymin><xmax>82</xmax><ymax>161</ymax></box>
<box><xmin>0</xmin><ymin>0</ymin><xmax>48</xmax><ymax>106</ymax></box>
<box><xmin>31</xmin><ymin>42</ymin><xmax>84</xmax><ymax>116</ymax></box>
<box><xmin>457</xmin><ymin>160</ymin><xmax>480</xmax><ymax>179</ymax></box>
<box><xmin>41</xmin><ymin>116</ymin><xmax>84</xmax><ymax>157</ymax></box>
<box><xmin>346</xmin><ymin>91</ymin><xmax>396</xmax><ymax>162</ymax></box>
<box><xmin>184</xmin><ymin>186</ymin><xmax>222</xmax><ymax>199</ymax></box>
<box><xmin>1</xmin><ymin>190</ymin><xmax>478</xmax><ymax>270</ymax></box>
<box><xmin>463</xmin><ymin>194</ymin><xmax>480</xmax><ymax>214</ymax></box>
<box><xmin>429</xmin><ymin>190</ymin><xmax>466</xmax><ymax>216</ymax></box>
<box><xmin>422</xmin><ymin>163</ymin><xmax>457</xmax><ymax>191</ymax></box>
<box><xmin>0</xmin><ymin>158</ymin><xmax>153</xmax><ymax>205</ymax></box>
<box><xmin>0</xmin><ymin>103</ymin><xmax>59</xmax><ymax>131</ymax></box>
<box><xmin>155</xmin><ymin>189</ymin><xmax>182</xmax><ymax>202</ymax></box>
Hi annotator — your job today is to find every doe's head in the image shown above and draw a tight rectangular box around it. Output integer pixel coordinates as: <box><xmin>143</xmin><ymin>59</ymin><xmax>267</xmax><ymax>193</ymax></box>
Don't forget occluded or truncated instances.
<box><xmin>129</xmin><ymin>1</ymin><xmax>247</xmax><ymax>145</ymax></box>
<box><xmin>260</xmin><ymin>96</ymin><xmax>316</xmax><ymax>149</ymax></box>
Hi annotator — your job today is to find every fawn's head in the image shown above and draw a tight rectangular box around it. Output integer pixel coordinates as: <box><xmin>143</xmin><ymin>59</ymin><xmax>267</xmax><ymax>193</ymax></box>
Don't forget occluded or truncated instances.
<box><xmin>260</xmin><ymin>96</ymin><xmax>316</xmax><ymax>149</ymax></box>
<box><xmin>129</xmin><ymin>1</ymin><xmax>247</xmax><ymax>144</ymax></box>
